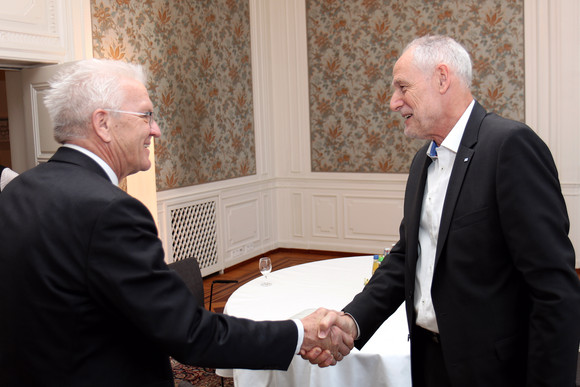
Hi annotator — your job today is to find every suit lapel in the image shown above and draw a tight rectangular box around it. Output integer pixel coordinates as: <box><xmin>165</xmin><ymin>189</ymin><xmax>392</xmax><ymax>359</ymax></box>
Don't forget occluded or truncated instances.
<box><xmin>435</xmin><ymin>102</ymin><xmax>487</xmax><ymax>265</ymax></box>
<box><xmin>405</xmin><ymin>147</ymin><xmax>432</xmax><ymax>273</ymax></box>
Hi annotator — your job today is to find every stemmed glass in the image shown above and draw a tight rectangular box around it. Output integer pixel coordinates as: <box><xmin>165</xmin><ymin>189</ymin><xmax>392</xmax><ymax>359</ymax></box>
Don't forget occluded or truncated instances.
<box><xmin>258</xmin><ymin>257</ymin><xmax>272</xmax><ymax>287</ymax></box>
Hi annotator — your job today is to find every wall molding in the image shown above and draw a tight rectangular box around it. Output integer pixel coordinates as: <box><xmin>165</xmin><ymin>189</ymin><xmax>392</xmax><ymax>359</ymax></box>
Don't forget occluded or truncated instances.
<box><xmin>0</xmin><ymin>0</ymin><xmax>92</xmax><ymax>65</ymax></box>
<box><xmin>524</xmin><ymin>0</ymin><xmax>580</xmax><ymax>262</ymax></box>
<box><xmin>157</xmin><ymin>174</ymin><xmax>406</xmax><ymax>273</ymax></box>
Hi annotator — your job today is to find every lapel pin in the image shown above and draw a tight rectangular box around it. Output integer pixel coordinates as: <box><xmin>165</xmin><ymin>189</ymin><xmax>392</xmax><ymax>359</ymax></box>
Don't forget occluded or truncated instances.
<box><xmin>463</xmin><ymin>157</ymin><xmax>469</xmax><ymax>162</ymax></box>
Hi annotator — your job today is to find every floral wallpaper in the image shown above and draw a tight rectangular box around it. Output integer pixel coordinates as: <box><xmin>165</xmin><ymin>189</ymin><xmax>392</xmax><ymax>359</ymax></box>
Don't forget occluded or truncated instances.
<box><xmin>90</xmin><ymin>0</ymin><xmax>525</xmax><ymax>188</ymax></box>
<box><xmin>91</xmin><ymin>0</ymin><xmax>256</xmax><ymax>191</ymax></box>
<box><xmin>307</xmin><ymin>0</ymin><xmax>524</xmax><ymax>173</ymax></box>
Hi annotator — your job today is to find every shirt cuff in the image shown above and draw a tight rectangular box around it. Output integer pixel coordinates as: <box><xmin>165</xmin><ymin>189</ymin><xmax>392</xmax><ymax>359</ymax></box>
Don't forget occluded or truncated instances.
<box><xmin>293</xmin><ymin>319</ymin><xmax>304</xmax><ymax>354</ymax></box>
<box><xmin>343</xmin><ymin>312</ymin><xmax>361</xmax><ymax>340</ymax></box>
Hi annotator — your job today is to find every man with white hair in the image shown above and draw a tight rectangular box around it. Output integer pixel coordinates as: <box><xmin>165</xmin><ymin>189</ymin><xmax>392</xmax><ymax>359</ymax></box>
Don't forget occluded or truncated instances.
<box><xmin>0</xmin><ymin>59</ymin><xmax>352</xmax><ymax>386</ymax></box>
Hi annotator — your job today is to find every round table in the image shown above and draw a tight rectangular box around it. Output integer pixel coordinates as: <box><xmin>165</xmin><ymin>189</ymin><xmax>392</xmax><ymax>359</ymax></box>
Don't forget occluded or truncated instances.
<box><xmin>217</xmin><ymin>256</ymin><xmax>411</xmax><ymax>387</ymax></box>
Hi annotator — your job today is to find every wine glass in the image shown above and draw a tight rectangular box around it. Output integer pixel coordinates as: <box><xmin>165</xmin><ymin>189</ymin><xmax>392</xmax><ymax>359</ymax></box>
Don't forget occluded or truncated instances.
<box><xmin>258</xmin><ymin>257</ymin><xmax>272</xmax><ymax>286</ymax></box>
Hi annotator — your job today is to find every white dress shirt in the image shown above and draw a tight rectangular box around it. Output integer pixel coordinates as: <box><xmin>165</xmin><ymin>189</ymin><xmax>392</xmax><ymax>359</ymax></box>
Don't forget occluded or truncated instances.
<box><xmin>414</xmin><ymin>100</ymin><xmax>475</xmax><ymax>333</ymax></box>
<box><xmin>0</xmin><ymin>167</ymin><xmax>19</xmax><ymax>191</ymax></box>
<box><xmin>62</xmin><ymin>144</ymin><xmax>119</xmax><ymax>186</ymax></box>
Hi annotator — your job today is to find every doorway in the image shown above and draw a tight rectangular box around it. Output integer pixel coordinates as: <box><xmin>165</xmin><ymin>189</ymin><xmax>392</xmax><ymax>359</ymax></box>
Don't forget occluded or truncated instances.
<box><xmin>0</xmin><ymin>71</ymin><xmax>10</xmax><ymax>168</ymax></box>
<box><xmin>0</xmin><ymin>60</ymin><xmax>56</xmax><ymax>173</ymax></box>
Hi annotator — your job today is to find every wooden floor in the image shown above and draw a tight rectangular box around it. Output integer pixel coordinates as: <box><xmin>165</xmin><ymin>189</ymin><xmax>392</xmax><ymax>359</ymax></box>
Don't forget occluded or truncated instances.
<box><xmin>202</xmin><ymin>249</ymin><xmax>364</xmax><ymax>313</ymax></box>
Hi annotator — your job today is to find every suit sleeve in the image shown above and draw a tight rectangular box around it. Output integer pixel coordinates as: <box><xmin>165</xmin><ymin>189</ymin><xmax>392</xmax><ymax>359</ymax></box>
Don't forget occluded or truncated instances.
<box><xmin>85</xmin><ymin>196</ymin><xmax>297</xmax><ymax>370</ymax></box>
<box><xmin>343</xmin><ymin>236</ymin><xmax>407</xmax><ymax>348</ymax></box>
<box><xmin>495</xmin><ymin>125</ymin><xmax>580</xmax><ymax>384</ymax></box>
<box><xmin>342</xmin><ymin>148</ymin><xmax>428</xmax><ymax>348</ymax></box>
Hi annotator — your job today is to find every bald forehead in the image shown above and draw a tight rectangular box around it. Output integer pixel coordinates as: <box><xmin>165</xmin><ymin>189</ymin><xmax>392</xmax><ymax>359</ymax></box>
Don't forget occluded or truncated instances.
<box><xmin>120</xmin><ymin>78</ymin><xmax>152</xmax><ymax>108</ymax></box>
<box><xmin>391</xmin><ymin>49</ymin><xmax>415</xmax><ymax>87</ymax></box>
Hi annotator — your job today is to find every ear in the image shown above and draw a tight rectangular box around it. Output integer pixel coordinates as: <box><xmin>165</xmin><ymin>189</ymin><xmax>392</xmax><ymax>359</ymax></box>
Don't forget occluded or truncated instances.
<box><xmin>436</xmin><ymin>64</ymin><xmax>450</xmax><ymax>94</ymax></box>
<box><xmin>92</xmin><ymin>109</ymin><xmax>112</xmax><ymax>143</ymax></box>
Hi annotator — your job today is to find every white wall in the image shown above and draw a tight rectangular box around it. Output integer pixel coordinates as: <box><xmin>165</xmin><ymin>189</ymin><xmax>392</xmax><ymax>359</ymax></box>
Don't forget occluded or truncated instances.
<box><xmin>525</xmin><ymin>0</ymin><xmax>580</xmax><ymax>264</ymax></box>
<box><xmin>1</xmin><ymin>0</ymin><xmax>158</xmax><ymax>227</ymax></box>
<box><xmin>157</xmin><ymin>0</ymin><xmax>580</xmax><ymax>272</ymax></box>
<box><xmin>0</xmin><ymin>0</ymin><xmax>92</xmax><ymax>65</ymax></box>
<box><xmin>1</xmin><ymin>0</ymin><xmax>92</xmax><ymax>173</ymax></box>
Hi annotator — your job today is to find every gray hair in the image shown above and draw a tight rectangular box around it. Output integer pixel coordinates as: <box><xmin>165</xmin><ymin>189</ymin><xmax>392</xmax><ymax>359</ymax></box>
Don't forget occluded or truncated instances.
<box><xmin>44</xmin><ymin>59</ymin><xmax>147</xmax><ymax>143</ymax></box>
<box><xmin>404</xmin><ymin>35</ymin><xmax>473</xmax><ymax>89</ymax></box>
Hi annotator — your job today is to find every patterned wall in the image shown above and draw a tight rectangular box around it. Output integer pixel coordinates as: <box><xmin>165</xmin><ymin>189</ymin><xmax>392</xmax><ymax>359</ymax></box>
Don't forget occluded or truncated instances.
<box><xmin>307</xmin><ymin>0</ymin><xmax>524</xmax><ymax>173</ymax></box>
<box><xmin>90</xmin><ymin>0</ymin><xmax>525</xmax><ymax>188</ymax></box>
<box><xmin>91</xmin><ymin>0</ymin><xmax>256</xmax><ymax>191</ymax></box>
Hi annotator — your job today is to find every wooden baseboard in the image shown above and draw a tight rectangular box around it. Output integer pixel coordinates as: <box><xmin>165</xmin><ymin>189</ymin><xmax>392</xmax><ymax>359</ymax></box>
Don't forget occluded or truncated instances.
<box><xmin>220</xmin><ymin>250</ymin><xmax>580</xmax><ymax>281</ymax></box>
<box><xmin>222</xmin><ymin>248</ymin><xmax>366</xmax><ymax>273</ymax></box>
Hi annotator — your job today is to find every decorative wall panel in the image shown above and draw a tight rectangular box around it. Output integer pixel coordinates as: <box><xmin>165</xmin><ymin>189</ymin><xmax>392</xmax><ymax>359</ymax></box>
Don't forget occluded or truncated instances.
<box><xmin>225</xmin><ymin>199</ymin><xmax>259</xmax><ymax>248</ymax></box>
<box><xmin>0</xmin><ymin>0</ymin><xmax>65</xmax><ymax>63</ymax></box>
<box><xmin>344</xmin><ymin>195</ymin><xmax>401</xmax><ymax>241</ymax></box>
<box><xmin>291</xmin><ymin>192</ymin><xmax>304</xmax><ymax>237</ymax></box>
<box><xmin>312</xmin><ymin>194</ymin><xmax>338</xmax><ymax>237</ymax></box>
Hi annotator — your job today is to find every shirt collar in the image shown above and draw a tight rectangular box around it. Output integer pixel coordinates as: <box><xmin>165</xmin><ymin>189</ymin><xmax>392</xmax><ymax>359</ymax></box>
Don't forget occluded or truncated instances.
<box><xmin>426</xmin><ymin>99</ymin><xmax>475</xmax><ymax>159</ymax></box>
<box><xmin>62</xmin><ymin>144</ymin><xmax>119</xmax><ymax>186</ymax></box>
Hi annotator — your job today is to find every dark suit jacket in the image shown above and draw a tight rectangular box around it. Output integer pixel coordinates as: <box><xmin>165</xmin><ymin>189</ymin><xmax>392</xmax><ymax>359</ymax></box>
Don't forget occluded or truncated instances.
<box><xmin>0</xmin><ymin>147</ymin><xmax>297</xmax><ymax>387</ymax></box>
<box><xmin>344</xmin><ymin>102</ymin><xmax>580</xmax><ymax>386</ymax></box>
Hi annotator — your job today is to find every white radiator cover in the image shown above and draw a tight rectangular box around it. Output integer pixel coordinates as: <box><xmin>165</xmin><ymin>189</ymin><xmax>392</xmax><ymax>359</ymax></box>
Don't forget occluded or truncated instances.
<box><xmin>169</xmin><ymin>199</ymin><xmax>219</xmax><ymax>273</ymax></box>
<box><xmin>157</xmin><ymin>176</ymin><xmax>406</xmax><ymax>277</ymax></box>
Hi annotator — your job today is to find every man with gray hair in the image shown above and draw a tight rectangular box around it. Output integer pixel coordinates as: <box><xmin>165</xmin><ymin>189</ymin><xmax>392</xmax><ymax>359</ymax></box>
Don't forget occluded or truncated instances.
<box><xmin>0</xmin><ymin>59</ymin><xmax>352</xmax><ymax>386</ymax></box>
<box><xmin>320</xmin><ymin>35</ymin><xmax>580</xmax><ymax>386</ymax></box>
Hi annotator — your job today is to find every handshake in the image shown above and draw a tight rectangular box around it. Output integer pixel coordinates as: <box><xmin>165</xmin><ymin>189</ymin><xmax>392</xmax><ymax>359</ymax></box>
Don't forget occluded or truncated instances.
<box><xmin>299</xmin><ymin>308</ymin><xmax>358</xmax><ymax>367</ymax></box>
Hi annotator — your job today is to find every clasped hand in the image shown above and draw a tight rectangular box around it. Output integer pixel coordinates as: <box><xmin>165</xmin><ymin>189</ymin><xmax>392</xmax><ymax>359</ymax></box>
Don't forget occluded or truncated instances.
<box><xmin>299</xmin><ymin>308</ymin><xmax>357</xmax><ymax>367</ymax></box>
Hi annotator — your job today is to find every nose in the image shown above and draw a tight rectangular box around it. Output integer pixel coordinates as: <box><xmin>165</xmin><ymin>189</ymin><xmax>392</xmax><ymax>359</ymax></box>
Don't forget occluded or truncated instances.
<box><xmin>390</xmin><ymin>91</ymin><xmax>402</xmax><ymax>112</ymax></box>
<box><xmin>150</xmin><ymin>120</ymin><xmax>161</xmax><ymax>138</ymax></box>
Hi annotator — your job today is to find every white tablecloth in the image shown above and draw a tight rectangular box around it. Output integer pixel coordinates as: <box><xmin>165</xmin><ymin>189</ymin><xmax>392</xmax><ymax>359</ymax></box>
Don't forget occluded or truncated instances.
<box><xmin>217</xmin><ymin>256</ymin><xmax>411</xmax><ymax>387</ymax></box>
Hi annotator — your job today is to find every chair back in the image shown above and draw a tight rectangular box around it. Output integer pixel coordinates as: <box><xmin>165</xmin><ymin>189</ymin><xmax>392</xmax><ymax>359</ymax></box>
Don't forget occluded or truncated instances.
<box><xmin>168</xmin><ymin>257</ymin><xmax>204</xmax><ymax>308</ymax></box>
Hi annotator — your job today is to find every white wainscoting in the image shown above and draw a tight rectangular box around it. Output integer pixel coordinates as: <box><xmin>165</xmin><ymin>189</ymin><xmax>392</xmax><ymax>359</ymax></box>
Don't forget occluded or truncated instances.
<box><xmin>275</xmin><ymin>175</ymin><xmax>407</xmax><ymax>253</ymax></box>
<box><xmin>157</xmin><ymin>174</ymin><xmax>408</xmax><ymax>276</ymax></box>
<box><xmin>157</xmin><ymin>177</ymin><xmax>279</xmax><ymax>275</ymax></box>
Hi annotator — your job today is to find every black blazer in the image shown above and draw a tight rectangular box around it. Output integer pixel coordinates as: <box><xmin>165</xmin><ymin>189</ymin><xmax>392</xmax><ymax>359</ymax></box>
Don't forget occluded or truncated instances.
<box><xmin>344</xmin><ymin>102</ymin><xmax>580</xmax><ymax>386</ymax></box>
<box><xmin>0</xmin><ymin>147</ymin><xmax>297</xmax><ymax>387</ymax></box>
